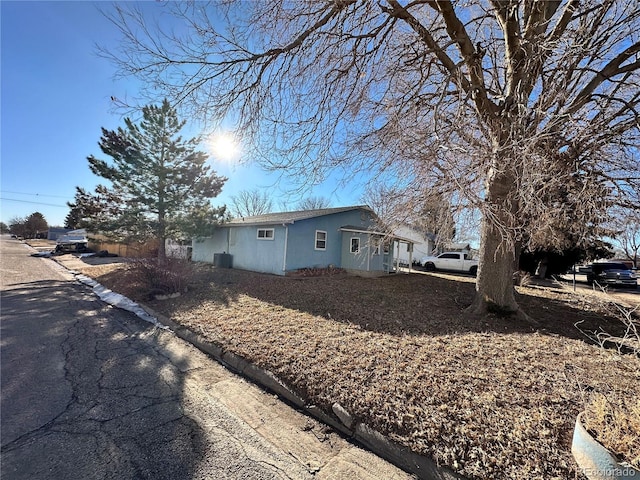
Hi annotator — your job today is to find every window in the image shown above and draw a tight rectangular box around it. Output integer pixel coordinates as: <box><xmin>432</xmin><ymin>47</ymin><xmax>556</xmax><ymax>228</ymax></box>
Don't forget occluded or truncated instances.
<box><xmin>440</xmin><ymin>253</ymin><xmax>459</xmax><ymax>259</ymax></box>
<box><xmin>350</xmin><ymin>237</ymin><xmax>360</xmax><ymax>254</ymax></box>
<box><xmin>257</xmin><ymin>228</ymin><xmax>274</xmax><ymax>240</ymax></box>
<box><xmin>315</xmin><ymin>230</ymin><xmax>327</xmax><ymax>250</ymax></box>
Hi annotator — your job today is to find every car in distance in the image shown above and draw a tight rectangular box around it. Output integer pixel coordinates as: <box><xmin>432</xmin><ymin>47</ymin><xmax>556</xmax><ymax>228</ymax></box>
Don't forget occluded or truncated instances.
<box><xmin>586</xmin><ymin>262</ymin><xmax>637</xmax><ymax>288</ymax></box>
<box><xmin>55</xmin><ymin>229</ymin><xmax>89</xmax><ymax>253</ymax></box>
<box><xmin>419</xmin><ymin>251</ymin><xmax>479</xmax><ymax>276</ymax></box>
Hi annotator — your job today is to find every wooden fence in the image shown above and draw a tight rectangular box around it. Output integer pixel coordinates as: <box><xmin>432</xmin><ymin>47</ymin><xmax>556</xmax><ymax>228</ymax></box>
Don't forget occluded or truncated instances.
<box><xmin>88</xmin><ymin>238</ymin><xmax>159</xmax><ymax>258</ymax></box>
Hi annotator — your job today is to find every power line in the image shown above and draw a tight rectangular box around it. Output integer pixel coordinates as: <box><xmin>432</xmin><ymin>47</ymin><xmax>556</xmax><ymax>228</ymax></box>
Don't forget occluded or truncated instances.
<box><xmin>0</xmin><ymin>190</ymin><xmax>71</xmax><ymax>199</ymax></box>
<box><xmin>0</xmin><ymin>197</ymin><xmax>68</xmax><ymax>208</ymax></box>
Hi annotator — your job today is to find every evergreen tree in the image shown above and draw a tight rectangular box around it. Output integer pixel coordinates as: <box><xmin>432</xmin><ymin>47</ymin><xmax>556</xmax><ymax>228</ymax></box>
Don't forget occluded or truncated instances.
<box><xmin>24</xmin><ymin>212</ymin><xmax>48</xmax><ymax>239</ymax></box>
<box><xmin>83</xmin><ymin>99</ymin><xmax>227</xmax><ymax>260</ymax></box>
<box><xmin>66</xmin><ymin>186</ymin><xmax>124</xmax><ymax>232</ymax></box>
<box><xmin>8</xmin><ymin>212</ymin><xmax>49</xmax><ymax>239</ymax></box>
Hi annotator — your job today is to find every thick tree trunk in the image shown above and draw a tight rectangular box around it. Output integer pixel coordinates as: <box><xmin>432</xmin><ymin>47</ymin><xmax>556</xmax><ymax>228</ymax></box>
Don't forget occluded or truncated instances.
<box><xmin>469</xmin><ymin>214</ymin><xmax>519</xmax><ymax>315</ymax></box>
<box><xmin>468</xmin><ymin>158</ymin><xmax>523</xmax><ymax>317</ymax></box>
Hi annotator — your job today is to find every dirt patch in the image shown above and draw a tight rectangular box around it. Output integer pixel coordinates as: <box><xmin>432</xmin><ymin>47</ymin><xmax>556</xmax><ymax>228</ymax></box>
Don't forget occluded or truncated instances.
<box><xmin>87</xmin><ymin>264</ymin><xmax>639</xmax><ymax>480</ymax></box>
<box><xmin>52</xmin><ymin>254</ymin><xmax>128</xmax><ymax>278</ymax></box>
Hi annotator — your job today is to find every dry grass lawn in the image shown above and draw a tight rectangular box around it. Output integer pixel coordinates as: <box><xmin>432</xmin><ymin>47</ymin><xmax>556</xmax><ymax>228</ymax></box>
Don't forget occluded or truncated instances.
<box><xmin>83</xmin><ymin>261</ymin><xmax>639</xmax><ymax>480</ymax></box>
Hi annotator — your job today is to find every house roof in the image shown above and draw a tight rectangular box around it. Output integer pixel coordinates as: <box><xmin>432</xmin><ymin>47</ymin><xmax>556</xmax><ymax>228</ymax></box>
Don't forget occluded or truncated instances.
<box><xmin>225</xmin><ymin>205</ymin><xmax>374</xmax><ymax>227</ymax></box>
<box><xmin>393</xmin><ymin>224</ymin><xmax>436</xmax><ymax>242</ymax></box>
<box><xmin>447</xmin><ymin>242</ymin><xmax>471</xmax><ymax>251</ymax></box>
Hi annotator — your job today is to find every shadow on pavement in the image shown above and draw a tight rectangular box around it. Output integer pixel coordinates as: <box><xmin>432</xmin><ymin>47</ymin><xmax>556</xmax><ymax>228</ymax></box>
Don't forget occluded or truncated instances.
<box><xmin>1</xmin><ymin>280</ymin><xmax>207</xmax><ymax>480</ymax></box>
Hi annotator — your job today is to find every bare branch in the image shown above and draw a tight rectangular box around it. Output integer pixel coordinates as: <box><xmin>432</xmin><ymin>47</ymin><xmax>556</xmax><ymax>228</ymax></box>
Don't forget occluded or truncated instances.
<box><xmin>568</xmin><ymin>40</ymin><xmax>640</xmax><ymax>115</ymax></box>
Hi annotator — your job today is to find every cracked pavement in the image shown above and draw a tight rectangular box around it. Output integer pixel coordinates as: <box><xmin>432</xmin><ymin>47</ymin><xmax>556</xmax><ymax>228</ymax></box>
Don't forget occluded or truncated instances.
<box><xmin>0</xmin><ymin>237</ymin><xmax>411</xmax><ymax>480</ymax></box>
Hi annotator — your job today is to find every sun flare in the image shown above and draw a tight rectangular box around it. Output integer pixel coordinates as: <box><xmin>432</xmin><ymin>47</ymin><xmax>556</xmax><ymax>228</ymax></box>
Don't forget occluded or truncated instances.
<box><xmin>208</xmin><ymin>132</ymin><xmax>241</xmax><ymax>163</ymax></box>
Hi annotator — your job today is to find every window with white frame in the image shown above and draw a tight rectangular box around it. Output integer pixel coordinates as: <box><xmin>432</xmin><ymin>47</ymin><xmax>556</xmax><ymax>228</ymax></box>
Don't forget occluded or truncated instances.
<box><xmin>315</xmin><ymin>230</ymin><xmax>327</xmax><ymax>250</ymax></box>
<box><xmin>350</xmin><ymin>237</ymin><xmax>360</xmax><ymax>254</ymax></box>
<box><xmin>257</xmin><ymin>228</ymin><xmax>274</xmax><ymax>240</ymax></box>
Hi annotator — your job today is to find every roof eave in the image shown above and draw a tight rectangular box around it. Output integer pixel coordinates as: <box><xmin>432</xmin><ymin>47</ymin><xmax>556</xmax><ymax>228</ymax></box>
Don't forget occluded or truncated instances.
<box><xmin>226</xmin><ymin>220</ymin><xmax>295</xmax><ymax>227</ymax></box>
<box><xmin>339</xmin><ymin>227</ymin><xmax>418</xmax><ymax>244</ymax></box>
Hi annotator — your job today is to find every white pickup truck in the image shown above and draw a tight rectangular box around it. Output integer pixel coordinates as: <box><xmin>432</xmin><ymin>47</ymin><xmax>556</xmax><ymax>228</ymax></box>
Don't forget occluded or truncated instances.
<box><xmin>419</xmin><ymin>251</ymin><xmax>479</xmax><ymax>276</ymax></box>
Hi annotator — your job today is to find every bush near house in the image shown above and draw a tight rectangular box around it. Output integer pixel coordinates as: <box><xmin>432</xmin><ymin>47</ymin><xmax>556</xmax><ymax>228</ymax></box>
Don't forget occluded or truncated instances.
<box><xmin>128</xmin><ymin>257</ymin><xmax>194</xmax><ymax>297</ymax></box>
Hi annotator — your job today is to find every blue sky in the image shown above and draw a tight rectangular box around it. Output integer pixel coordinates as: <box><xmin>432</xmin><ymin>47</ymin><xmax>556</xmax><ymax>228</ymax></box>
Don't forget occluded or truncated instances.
<box><xmin>1</xmin><ymin>1</ymin><xmax>363</xmax><ymax>228</ymax></box>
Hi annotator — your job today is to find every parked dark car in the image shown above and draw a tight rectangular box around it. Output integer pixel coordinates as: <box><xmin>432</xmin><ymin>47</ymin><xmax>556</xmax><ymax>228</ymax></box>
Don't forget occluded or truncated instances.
<box><xmin>586</xmin><ymin>262</ymin><xmax>637</xmax><ymax>288</ymax></box>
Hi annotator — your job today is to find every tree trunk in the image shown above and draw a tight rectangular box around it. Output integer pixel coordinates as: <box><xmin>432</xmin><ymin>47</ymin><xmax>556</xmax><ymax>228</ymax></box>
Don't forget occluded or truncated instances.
<box><xmin>157</xmin><ymin>236</ymin><xmax>167</xmax><ymax>264</ymax></box>
<box><xmin>469</xmin><ymin>214</ymin><xmax>519</xmax><ymax>315</ymax></box>
<box><xmin>468</xmin><ymin>158</ymin><xmax>522</xmax><ymax>317</ymax></box>
<box><xmin>534</xmin><ymin>255</ymin><xmax>548</xmax><ymax>279</ymax></box>
<box><xmin>157</xmin><ymin>198</ymin><xmax>167</xmax><ymax>264</ymax></box>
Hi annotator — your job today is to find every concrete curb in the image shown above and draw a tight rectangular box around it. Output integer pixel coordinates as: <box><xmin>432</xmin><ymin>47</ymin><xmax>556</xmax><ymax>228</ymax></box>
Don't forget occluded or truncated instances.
<box><xmin>139</xmin><ymin>302</ymin><xmax>467</xmax><ymax>480</ymax></box>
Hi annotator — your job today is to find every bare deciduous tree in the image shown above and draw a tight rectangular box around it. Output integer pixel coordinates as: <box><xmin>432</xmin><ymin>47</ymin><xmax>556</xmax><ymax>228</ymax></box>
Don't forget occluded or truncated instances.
<box><xmin>361</xmin><ymin>180</ymin><xmax>457</xmax><ymax>251</ymax></box>
<box><xmin>230</xmin><ymin>188</ymin><xmax>274</xmax><ymax>218</ymax></box>
<box><xmin>103</xmin><ymin>1</ymin><xmax>640</xmax><ymax>317</ymax></box>
<box><xmin>296</xmin><ymin>196</ymin><xmax>331</xmax><ymax>211</ymax></box>
<box><xmin>612</xmin><ymin>207</ymin><xmax>640</xmax><ymax>268</ymax></box>
<box><xmin>9</xmin><ymin>216</ymin><xmax>27</xmax><ymax>238</ymax></box>
<box><xmin>360</xmin><ymin>181</ymin><xmax>400</xmax><ymax>229</ymax></box>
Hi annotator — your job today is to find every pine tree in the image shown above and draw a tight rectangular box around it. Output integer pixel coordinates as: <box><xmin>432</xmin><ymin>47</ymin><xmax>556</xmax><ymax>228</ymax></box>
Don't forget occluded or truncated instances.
<box><xmin>83</xmin><ymin>99</ymin><xmax>226</xmax><ymax>261</ymax></box>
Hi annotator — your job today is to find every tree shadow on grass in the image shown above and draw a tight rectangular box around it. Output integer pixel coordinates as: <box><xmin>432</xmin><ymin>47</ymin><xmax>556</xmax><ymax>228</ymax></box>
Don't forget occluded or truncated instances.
<box><xmin>140</xmin><ymin>266</ymin><xmax>631</xmax><ymax>345</ymax></box>
<box><xmin>1</xmin><ymin>280</ymin><xmax>207</xmax><ymax>480</ymax></box>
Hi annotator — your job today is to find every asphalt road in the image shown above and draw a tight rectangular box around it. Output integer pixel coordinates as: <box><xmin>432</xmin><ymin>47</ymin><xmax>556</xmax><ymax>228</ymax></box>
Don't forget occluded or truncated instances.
<box><xmin>1</xmin><ymin>236</ymin><xmax>409</xmax><ymax>480</ymax></box>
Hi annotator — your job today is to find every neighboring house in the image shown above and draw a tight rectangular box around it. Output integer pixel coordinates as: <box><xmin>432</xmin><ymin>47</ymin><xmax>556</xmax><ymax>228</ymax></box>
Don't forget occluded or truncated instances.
<box><xmin>47</xmin><ymin>227</ymin><xmax>74</xmax><ymax>241</ymax></box>
<box><xmin>445</xmin><ymin>242</ymin><xmax>472</xmax><ymax>252</ymax></box>
<box><xmin>192</xmin><ymin>206</ymin><xmax>416</xmax><ymax>276</ymax></box>
<box><xmin>392</xmin><ymin>225</ymin><xmax>435</xmax><ymax>266</ymax></box>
